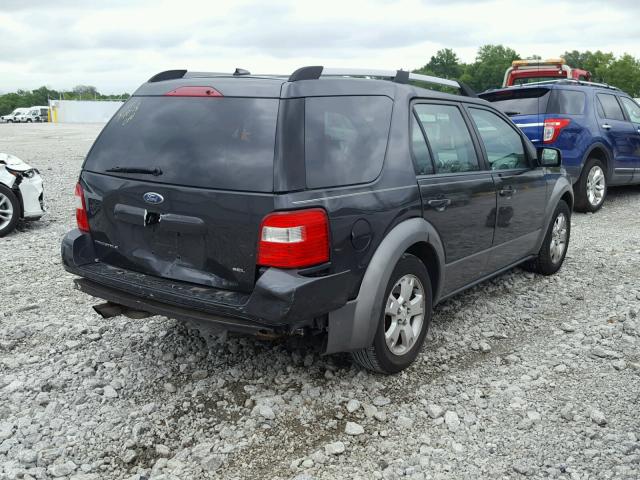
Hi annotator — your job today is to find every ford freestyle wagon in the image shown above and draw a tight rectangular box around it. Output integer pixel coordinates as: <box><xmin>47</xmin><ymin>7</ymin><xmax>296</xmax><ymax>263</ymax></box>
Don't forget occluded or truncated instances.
<box><xmin>62</xmin><ymin>67</ymin><xmax>573</xmax><ymax>374</ymax></box>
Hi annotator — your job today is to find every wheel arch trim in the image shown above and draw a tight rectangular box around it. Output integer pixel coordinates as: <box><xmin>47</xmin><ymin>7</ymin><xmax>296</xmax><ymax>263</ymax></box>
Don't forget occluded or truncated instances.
<box><xmin>535</xmin><ymin>179</ymin><xmax>573</xmax><ymax>252</ymax></box>
<box><xmin>581</xmin><ymin>143</ymin><xmax>612</xmax><ymax>179</ymax></box>
<box><xmin>325</xmin><ymin>217</ymin><xmax>444</xmax><ymax>354</ymax></box>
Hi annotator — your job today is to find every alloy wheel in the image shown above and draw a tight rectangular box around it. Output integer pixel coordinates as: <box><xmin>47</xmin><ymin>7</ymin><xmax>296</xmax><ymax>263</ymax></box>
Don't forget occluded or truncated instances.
<box><xmin>0</xmin><ymin>192</ymin><xmax>15</xmax><ymax>231</ymax></box>
<box><xmin>586</xmin><ymin>166</ymin><xmax>605</xmax><ymax>207</ymax></box>
<box><xmin>550</xmin><ymin>212</ymin><xmax>568</xmax><ymax>264</ymax></box>
<box><xmin>384</xmin><ymin>274</ymin><xmax>425</xmax><ymax>356</ymax></box>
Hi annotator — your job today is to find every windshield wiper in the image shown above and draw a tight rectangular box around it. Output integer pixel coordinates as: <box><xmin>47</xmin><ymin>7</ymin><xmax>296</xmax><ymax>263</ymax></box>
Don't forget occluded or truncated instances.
<box><xmin>504</xmin><ymin>111</ymin><xmax>521</xmax><ymax>116</ymax></box>
<box><xmin>105</xmin><ymin>166</ymin><xmax>163</xmax><ymax>176</ymax></box>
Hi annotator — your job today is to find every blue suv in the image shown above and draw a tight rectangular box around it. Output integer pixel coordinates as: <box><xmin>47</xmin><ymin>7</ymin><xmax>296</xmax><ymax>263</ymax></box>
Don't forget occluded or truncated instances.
<box><xmin>481</xmin><ymin>81</ymin><xmax>640</xmax><ymax>212</ymax></box>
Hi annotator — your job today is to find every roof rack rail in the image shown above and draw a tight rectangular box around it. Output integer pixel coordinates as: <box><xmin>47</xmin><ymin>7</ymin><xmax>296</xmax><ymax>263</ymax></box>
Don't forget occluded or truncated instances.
<box><xmin>288</xmin><ymin>66</ymin><xmax>476</xmax><ymax>97</ymax></box>
<box><xmin>148</xmin><ymin>70</ymin><xmax>187</xmax><ymax>82</ymax></box>
<box><xmin>509</xmin><ymin>79</ymin><xmax>620</xmax><ymax>91</ymax></box>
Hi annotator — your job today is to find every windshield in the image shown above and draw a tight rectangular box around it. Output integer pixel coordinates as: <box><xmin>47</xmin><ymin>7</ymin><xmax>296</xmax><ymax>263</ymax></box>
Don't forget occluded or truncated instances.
<box><xmin>84</xmin><ymin>96</ymin><xmax>279</xmax><ymax>192</ymax></box>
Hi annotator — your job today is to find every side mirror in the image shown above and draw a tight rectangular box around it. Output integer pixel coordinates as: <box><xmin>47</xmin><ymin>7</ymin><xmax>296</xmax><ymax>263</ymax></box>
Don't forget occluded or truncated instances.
<box><xmin>538</xmin><ymin>147</ymin><xmax>562</xmax><ymax>167</ymax></box>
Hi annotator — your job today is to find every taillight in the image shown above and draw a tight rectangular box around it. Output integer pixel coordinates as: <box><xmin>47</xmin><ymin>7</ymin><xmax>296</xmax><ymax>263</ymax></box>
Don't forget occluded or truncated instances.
<box><xmin>75</xmin><ymin>182</ymin><xmax>90</xmax><ymax>232</ymax></box>
<box><xmin>543</xmin><ymin>118</ymin><xmax>571</xmax><ymax>144</ymax></box>
<box><xmin>257</xmin><ymin>209</ymin><xmax>329</xmax><ymax>268</ymax></box>
<box><xmin>164</xmin><ymin>86</ymin><xmax>222</xmax><ymax>97</ymax></box>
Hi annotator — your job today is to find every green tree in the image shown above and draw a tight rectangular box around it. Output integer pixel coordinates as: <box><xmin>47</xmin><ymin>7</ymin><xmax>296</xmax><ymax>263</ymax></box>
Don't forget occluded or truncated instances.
<box><xmin>416</xmin><ymin>48</ymin><xmax>463</xmax><ymax>79</ymax></box>
<box><xmin>72</xmin><ymin>85</ymin><xmax>99</xmax><ymax>98</ymax></box>
<box><xmin>561</xmin><ymin>50</ymin><xmax>640</xmax><ymax>95</ymax></box>
<box><xmin>561</xmin><ymin>50</ymin><xmax>614</xmax><ymax>81</ymax></box>
<box><xmin>464</xmin><ymin>44</ymin><xmax>521</xmax><ymax>92</ymax></box>
<box><xmin>600</xmin><ymin>54</ymin><xmax>640</xmax><ymax>96</ymax></box>
<box><xmin>0</xmin><ymin>86</ymin><xmax>130</xmax><ymax>116</ymax></box>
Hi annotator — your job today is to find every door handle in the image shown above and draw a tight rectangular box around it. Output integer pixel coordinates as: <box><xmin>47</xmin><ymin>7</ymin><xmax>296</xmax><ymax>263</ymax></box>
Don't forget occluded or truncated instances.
<box><xmin>499</xmin><ymin>186</ymin><xmax>516</xmax><ymax>197</ymax></box>
<box><xmin>427</xmin><ymin>198</ymin><xmax>451</xmax><ymax>212</ymax></box>
<box><xmin>602</xmin><ymin>124</ymin><xmax>612</xmax><ymax>130</ymax></box>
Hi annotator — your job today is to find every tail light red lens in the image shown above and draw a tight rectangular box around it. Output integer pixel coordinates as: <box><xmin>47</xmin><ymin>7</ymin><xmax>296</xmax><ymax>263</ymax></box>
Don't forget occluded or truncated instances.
<box><xmin>164</xmin><ymin>86</ymin><xmax>222</xmax><ymax>97</ymax></box>
<box><xmin>257</xmin><ymin>209</ymin><xmax>329</xmax><ymax>268</ymax></box>
<box><xmin>543</xmin><ymin>118</ymin><xmax>571</xmax><ymax>144</ymax></box>
<box><xmin>75</xmin><ymin>182</ymin><xmax>90</xmax><ymax>232</ymax></box>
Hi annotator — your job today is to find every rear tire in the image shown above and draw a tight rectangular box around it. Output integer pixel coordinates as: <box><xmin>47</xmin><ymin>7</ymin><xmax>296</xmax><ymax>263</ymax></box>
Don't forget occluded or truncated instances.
<box><xmin>351</xmin><ymin>254</ymin><xmax>432</xmax><ymax>374</ymax></box>
<box><xmin>574</xmin><ymin>158</ymin><xmax>607</xmax><ymax>212</ymax></box>
<box><xmin>0</xmin><ymin>184</ymin><xmax>20</xmax><ymax>237</ymax></box>
<box><xmin>524</xmin><ymin>200</ymin><xmax>570</xmax><ymax>276</ymax></box>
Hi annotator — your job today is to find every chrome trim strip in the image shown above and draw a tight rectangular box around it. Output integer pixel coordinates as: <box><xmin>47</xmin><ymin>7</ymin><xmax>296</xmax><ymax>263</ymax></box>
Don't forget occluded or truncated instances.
<box><xmin>292</xmin><ymin>185</ymin><xmax>418</xmax><ymax>205</ymax></box>
<box><xmin>515</xmin><ymin>122</ymin><xmax>544</xmax><ymax>127</ymax></box>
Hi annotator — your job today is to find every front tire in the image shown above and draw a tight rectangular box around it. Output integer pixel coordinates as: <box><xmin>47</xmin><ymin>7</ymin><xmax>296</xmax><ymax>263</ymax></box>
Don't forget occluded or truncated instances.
<box><xmin>351</xmin><ymin>254</ymin><xmax>432</xmax><ymax>374</ymax></box>
<box><xmin>575</xmin><ymin>158</ymin><xmax>607</xmax><ymax>212</ymax></box>
<box><xmin>0</xmin><ymin>184</ymin><xmax>20</xmax><ymax>237</ymax></box>
<box><xmin>524</xmin><ymin>200</ymin><xmax>571</xmax><ymax>276</ymax></box>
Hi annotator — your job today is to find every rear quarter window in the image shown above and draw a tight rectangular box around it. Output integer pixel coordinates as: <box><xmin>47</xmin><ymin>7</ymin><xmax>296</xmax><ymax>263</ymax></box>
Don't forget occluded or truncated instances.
<box><xmin>304</xmin><ymin>96</ymin><xmax>393</xmax><ymax>189</ymax></box>
<box><xmin>548</xmin><ymin>90</ymin><xmax>586</xmax><ymax>115</ymax></box>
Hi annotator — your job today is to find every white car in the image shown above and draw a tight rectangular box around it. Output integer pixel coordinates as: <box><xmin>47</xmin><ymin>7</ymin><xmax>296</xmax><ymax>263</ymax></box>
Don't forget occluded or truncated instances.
<box><xmin>0</xmin><ymin>153</ymin><xmax>46</xmax><ymax>236</ymax></box>
<box><xmin>1</xmin><ymin>108</ymin><xmax>29</xmax><ymax>123</ymax></box>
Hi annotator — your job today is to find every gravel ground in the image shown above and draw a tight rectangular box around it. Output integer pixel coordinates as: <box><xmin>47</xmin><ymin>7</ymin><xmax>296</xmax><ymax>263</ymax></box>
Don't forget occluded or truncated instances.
<box><xmin>1</xmin><ymin>123</ymin><xmax>639</xmax><ymax>480</ymax></box>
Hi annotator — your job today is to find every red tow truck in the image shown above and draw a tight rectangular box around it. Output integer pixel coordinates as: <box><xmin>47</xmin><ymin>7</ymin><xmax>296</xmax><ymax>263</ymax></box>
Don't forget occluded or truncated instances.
<box><xmin>503</xmin><ymin>58</ymin><xmax>591</xmax><ymax>87</ymax></box>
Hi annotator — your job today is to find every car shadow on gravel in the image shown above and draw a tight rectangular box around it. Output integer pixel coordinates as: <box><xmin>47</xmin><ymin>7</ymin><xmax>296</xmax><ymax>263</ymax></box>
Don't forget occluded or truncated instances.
<box><xmin>600</xmin><ymin>184</ymin><xmax>640</xmax><ymax>202</ymax></box>
<box><xmin>153</xmin><ymin>320</ymin><xmax>355</xmax><ymax>381</ymax></box>
<box><xmin>10</xmin><ymin>218</ymin><xmax>50</xmax><ymax>235</ymax></box>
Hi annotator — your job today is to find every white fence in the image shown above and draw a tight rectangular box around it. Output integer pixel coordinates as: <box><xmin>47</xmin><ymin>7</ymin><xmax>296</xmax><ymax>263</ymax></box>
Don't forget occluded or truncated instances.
<box><xmin>49</xmin><ymin>99</ymin><xmax>124</xmax><ymax>123</ymax></box>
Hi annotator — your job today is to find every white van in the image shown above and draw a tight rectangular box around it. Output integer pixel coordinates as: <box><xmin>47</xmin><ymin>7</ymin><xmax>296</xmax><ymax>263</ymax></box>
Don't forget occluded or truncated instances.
<box><xmin>17</xmin><ymin>106</ymin><xmax>49</xmax><ymax>123</ymax></box>
<box><xmin>1</xmin><ymin>108</ymin><xmax>29</xmax><ymax>123</ymax></box>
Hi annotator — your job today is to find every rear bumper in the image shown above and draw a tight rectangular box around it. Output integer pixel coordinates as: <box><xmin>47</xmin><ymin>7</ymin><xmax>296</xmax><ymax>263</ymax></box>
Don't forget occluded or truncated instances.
<box><xmin>61</xmin><ymin>229</ymin><xmax>351</xmax><ymax>331</ymax></box>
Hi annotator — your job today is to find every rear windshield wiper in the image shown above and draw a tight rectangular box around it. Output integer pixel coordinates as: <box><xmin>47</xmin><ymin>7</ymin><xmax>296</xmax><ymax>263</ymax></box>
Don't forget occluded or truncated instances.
<box><xmin>504</xmin><ymin>111</ymin><xmax>521</xmax><ymax>116</ymax></box>
<box><xmin>105</xmin><ymin>166</ymin><xmax>163</xmax><ymax>176</ymax></box>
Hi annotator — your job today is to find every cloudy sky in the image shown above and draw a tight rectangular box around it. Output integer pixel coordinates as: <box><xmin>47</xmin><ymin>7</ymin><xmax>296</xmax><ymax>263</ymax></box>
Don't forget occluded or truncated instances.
<box><xmin>1</xmin><ymin>0</ymin><xmax>638</xmax><ymax>94</ymax></box>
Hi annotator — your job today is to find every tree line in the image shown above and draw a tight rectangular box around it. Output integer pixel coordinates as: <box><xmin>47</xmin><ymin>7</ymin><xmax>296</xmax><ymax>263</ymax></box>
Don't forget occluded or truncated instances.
<box><xmin>414</xmin><ymin>45</ymin><xmax>640</xmax><ymax>96</ymax></box>
<box><xmin>0</xmin><ymin>85</ymin><xmax>129</xmax><ymax>116</ymax></box>
<box><xmin>1</xmin><ymin>46</ymin><xmax>638</xmax><ymax>116</ymax></box>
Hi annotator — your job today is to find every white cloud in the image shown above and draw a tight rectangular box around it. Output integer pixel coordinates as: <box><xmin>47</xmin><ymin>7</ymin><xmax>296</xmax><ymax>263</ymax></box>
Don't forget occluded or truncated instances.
<box><xmin>0</xmin><ymin>0</ymin><xmax>638</xmax><ymax>93</ymax></box>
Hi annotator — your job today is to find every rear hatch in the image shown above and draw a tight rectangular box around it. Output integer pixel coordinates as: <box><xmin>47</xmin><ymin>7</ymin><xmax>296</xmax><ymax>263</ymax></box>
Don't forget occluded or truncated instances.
<box><xmin>480</xmin><ymin>87</ymin><xmax>551</xmax><ymax>144</ymax></box>
<box><xmin>81</xmin><ymin>90</ymin><xmax>281</xmax><ymax>292</ymax></box>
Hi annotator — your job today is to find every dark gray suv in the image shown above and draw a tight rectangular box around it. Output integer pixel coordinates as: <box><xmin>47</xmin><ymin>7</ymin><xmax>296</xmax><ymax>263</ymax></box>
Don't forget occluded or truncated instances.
<box><xmin>62</xmin><ymin>66</ymin><xmax>573</xmax><ymax>374</ymax></box>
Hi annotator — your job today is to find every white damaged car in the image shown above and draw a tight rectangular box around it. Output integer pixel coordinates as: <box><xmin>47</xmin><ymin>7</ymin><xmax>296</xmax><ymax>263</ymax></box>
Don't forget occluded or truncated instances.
<box><xmin>0</xmin><ymin>153</ymin><xmax>45</xmax><ymax>236</ymax></box>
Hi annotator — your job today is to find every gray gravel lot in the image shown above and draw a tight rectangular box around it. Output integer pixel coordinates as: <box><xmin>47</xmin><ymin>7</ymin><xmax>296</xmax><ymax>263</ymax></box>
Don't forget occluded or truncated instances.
<box><xmin>1</xmin><ymin>123</ymin><xmax>639</xmax><ymax>480</ymax></box>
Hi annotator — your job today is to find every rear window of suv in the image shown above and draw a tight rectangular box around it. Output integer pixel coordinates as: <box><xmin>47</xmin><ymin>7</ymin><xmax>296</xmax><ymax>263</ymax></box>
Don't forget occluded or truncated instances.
<box><xmin>480</xmin><ymin>88</ymin><xmax>550</xmax><ymax>116</ymax></box>
<box><xmin>304</xmin><ymin>96</ymin><xmax>393</xmax><ymax>189</ymax></box>
<box><xmin>84</xmin><ymin>96</ymin><xmax>279</xmax><ymax>192</ymax></box>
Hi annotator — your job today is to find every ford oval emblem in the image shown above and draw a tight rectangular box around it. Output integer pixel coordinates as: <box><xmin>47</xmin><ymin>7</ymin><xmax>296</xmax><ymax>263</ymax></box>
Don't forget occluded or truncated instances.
<box><xmin>143</xmin><ymin>192</ymin><xmax>164</xmax><ymax>205</ymax></box>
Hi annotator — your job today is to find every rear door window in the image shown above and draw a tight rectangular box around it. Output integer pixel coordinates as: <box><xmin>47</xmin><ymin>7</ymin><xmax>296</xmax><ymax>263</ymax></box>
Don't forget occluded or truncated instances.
<box><xmin>414</xmin><ymin>104</ymin><xmax>480</xmax><ymax>174</ymax></box>
<box><xmin>469</xmin><ymin>108</ymin><xmax>528</xmax><ymax>170</ymax></box>
<box><xmin>548</xmin><ymin>90</ymin><xmax>586</xmax><ymax>115</ymax></box>
<box><xmin>597</xmin><ymin>94</ymin><xmax>625</xmax><ymax>121</ymax></box>
<box><xmin>84</xmin><ymin>96</ymin><xmax>279</xmax><ymax>192</ymax></box>
<box><xmin>304</xmin><ymin>96</ymin><xmax>393</xmax><ymax>188</ymax></box>
<box><xmin>480</xmin><ymin>88</ymin><xmax>550</xmax><ymax>116</ymax></box>
<box><xmin>620</xmin><ymin>97</ymin><xmax>640</xmax><ymax>123</ymax></box>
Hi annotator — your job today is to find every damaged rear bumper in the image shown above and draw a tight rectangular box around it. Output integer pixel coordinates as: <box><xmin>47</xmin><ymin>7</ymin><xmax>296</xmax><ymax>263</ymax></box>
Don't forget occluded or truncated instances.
<box><xmin>61</xmin><ymin>229</ymin><xmax>351</xmax><ymax>332</ymax></box>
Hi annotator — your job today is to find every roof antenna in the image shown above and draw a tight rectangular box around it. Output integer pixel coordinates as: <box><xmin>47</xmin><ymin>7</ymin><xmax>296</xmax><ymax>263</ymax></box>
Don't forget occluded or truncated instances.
<box><xmin>233</xmin><ymin>68</ymin><xmax>250</xmax><ymax>76</ymax></box>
